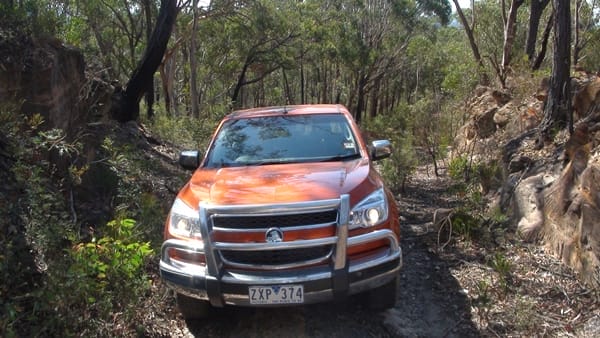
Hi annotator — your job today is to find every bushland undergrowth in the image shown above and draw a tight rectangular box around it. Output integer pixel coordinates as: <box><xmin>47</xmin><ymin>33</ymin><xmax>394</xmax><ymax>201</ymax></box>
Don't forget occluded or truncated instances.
<box><xmin>0</xmin><ymin>107</ymin><xmax>156</xmax><ymax>336</ymax></box>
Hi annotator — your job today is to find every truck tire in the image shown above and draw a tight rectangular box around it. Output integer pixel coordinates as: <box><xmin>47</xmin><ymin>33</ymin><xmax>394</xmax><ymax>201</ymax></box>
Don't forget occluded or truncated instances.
<box><xmin>176</xmin><ymin>293</ymin><xmax>211</xmax><ymax>320</ymax></box>
<box><xmin>366</xmin><ymin>275</ymin><xmax>399</xmax><ymax>311</ymax></box>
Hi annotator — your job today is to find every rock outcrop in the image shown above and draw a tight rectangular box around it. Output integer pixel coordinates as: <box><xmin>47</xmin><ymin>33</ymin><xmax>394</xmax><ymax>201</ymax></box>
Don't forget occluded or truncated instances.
<box><xmin>454</xmin><ymin>75</ymin><xmax>600</xmax><ymax>288</ymax></box>
<box><xmin>0</xmin><ymin>35</ymin><xmax>112</xmax><ymax>138</ymax></box>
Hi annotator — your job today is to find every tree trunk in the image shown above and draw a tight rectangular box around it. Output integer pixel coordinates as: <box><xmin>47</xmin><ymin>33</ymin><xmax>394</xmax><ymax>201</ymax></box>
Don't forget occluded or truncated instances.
<box><xmin>143</xmin><ymin>0</ymin><xmax>155</xmax><ymax>120</ymax></box>
<box><xmin>532</xmin><ymin>11</ymin><xmax>554</xmax><ymax>71</ymax></box>
<box><xmin>231</xmin><ymin>60</ymin><xmax>250</xmax><ymax>108</ymax></box>
<box><xmin>355</xmin><ymin>74</ymin><xmax>367</xmax><ymax>124</ymax></box>
<box><xmin>525</xmin><ymin>0</ymin><xmax>551</xmax><ymax>64</ymax></box>
<box><xmin>452</xmin><ymin>0</ymin><xmax>488</xmax><ymax>85</ymax></box>
<box><xmin>282</xmin><ymin>69</ymin><xmax>292</xmax><ymax>104</ymax></box>
<box><xmin>369</xmin><ymin>76</ymin><xmax>380</xmax><ymax>119</ymax></box>
<box><xmin>573</xmin><ymin>0</ymin><xmax>581</xmax><ymax>66</ymax></box>
<box><xmin>300</xmin><ymin>55</ymin><xmax>305</xmax><ymax>104</ymax></box>
<box><xmin>111</xmin><ymin>0</ymin><xmax>177</xmax><ymax>122</ymax></box>
<box><xmin>538</xmin><ymin>0</ymin><xmax>571</xmax><ymax>143</ymax></box>
<box><xmin>501</xmin><ymin>0</ymin><xmax>524</xmax><ymax>85</ymax></box>
<box><xmin>190</xmin><ymin>0</ymin><xmax>200</xmax><ymax>119</ymax></box>
<box><xmin>160</xmin><ymin>44</ymin><xmax>178</xmax><ymax>116</ymax></box>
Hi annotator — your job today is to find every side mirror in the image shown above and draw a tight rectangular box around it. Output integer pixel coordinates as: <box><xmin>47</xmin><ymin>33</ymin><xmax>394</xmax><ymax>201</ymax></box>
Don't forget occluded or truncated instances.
<box><xmin>179</xmin><ymin>150</ymin><xmax>200</xmax><ymax>170</ymax></box>
<box><xmin>370</xmin><ymin>140</ymin><xmax>392</xmax><ymax>161</ymax></box>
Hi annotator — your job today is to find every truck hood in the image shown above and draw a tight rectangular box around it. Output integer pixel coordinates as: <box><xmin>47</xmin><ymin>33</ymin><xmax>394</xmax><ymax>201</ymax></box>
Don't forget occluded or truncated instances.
<box><xmin>180</xmin><ymin>159</ymin><xmax>378</xmax><ymax>207</ymax></box>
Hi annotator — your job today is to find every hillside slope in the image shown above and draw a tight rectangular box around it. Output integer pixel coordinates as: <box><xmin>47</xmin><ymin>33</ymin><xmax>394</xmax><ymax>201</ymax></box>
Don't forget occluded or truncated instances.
<box><xmin>452</xmin><ymin>75</ymin><xmax>600</xmax><ymax>289</ymax></box>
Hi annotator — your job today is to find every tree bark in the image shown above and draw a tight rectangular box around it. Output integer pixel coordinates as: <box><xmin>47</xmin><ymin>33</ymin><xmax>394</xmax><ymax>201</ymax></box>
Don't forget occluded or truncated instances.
<box><xmin>190</xmin><ymin>0</ymin><xmax>200</xmax><ymax>119</ymax></box>
<box><xmin>355</xmin><ymin>73</ymin><xmax>368</xmax><ymax>124</ymax></box>
<box><xmin>160</xmin><ymin>43</ymin><xmax>179</xmax><ymax>116</ymax></box>
<box><xmin>500</xmin><ymin>0</ymin><xmax>524</xmax><ymax>84</ymax></box>
<box><xmin>573</xmin><ymin>0</ymin><xmax>581</xmax><ymax>66</ymax></box>
<box><xmin>538</xmin><ymin>0</ymin><xmax>571</xmax><ymax>143</ymax></box>
<box><xmin>532</xmin><ymin>11</ymin><xmax>554</xmax><ymax>71</ymax></box>
<box><xmin>111</xmin><ymin>0</ymin><xmax>177</xmax><ymax>122</ymax></box>
<box><xmin>525</xmin><ymin>0</ymin><xmax>551</xmax><ymax>64</ymax></box>
<box><xmin>369</xmin><ymin>76</ymin><xmax>381</xmax><ymax>119</ymax></box>
<box><xmin>143</xmin><ymin>0</ymin><xmax>155</xmax><ymax>120</ymax></box>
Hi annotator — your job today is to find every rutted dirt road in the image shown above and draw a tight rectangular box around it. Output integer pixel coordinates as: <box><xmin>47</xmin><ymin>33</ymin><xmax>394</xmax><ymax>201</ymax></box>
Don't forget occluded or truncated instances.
<box><xmin>164</xmin><ymin>172</ymin><xmax>481</xmax><ymax>337</ymax></box>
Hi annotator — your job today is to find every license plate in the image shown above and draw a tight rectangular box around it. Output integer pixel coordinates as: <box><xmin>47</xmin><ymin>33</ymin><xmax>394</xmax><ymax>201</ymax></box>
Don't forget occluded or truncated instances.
<box><xmin>249</xmin><ymin>285</ymin><xmax>304</xmax><ymax>305</ymax></box>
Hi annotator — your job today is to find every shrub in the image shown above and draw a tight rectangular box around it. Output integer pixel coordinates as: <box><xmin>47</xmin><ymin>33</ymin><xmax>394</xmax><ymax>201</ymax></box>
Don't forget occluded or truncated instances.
<box><xmin>448</xmin><ymin>156</ymin><xmax>470</xmax><ymax>180</ymax></box>
<box><xmin>362</xmin><ymin>109</ymin><xmax>417</xmax><ymax>191</ymax></box>
<box><xmin>142</xmin><ymin>112</ymin><xmax>218</xmax><ymax>151</ymax></box>
<box><xmin>67</xmin><ymin>218</ymin><xmax>154</xmax><ymax>320</ymax></box>
<box><xmin>1</xmin><ymin>106</ymin><xmax>157</xmax><ymax>335</ymax></box>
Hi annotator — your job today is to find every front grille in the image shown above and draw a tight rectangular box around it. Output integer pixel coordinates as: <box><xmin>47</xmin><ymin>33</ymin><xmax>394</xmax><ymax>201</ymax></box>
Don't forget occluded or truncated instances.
<box><xmin>212</xmin><ymin>210</ymin><xmax>337</xmax><ymax>230</ymax></box>
<box><xmin>205</xmin><ymin>198</ymin><xmax>347</xmax><ymax>270</ymax></box>
<box><xmin>220</xmin><ymin>246</ymin><xmax>333</xmax><ymax>266</ymax></box>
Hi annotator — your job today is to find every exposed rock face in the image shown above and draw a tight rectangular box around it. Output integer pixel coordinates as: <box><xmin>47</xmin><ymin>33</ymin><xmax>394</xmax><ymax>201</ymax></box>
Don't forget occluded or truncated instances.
<box><xmin>538</xmin><ymin>148</ymin><xmax>600</xmax><ymax>287</ymax></box>
<box><xmin>453</xmin><ymin>76</ymin><xmax>600</xmax><ymax>288</ymax></box>
<box><xmin>573</xmin><ymin>76</ymin><xmax>600</xmax><ymax>120</ymax></box>
<box><xmin>0</xmin><ymin>36</ymin><xmax>110</xmax><ymax>137</ymax></box>
<box><xmin>514</xmin><ymin>173</ymin><xmax>552</xmax><ymax>241</ymax></box>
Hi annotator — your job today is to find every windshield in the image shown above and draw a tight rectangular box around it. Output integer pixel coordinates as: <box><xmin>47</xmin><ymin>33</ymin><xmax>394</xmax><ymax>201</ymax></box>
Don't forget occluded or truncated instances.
<box><xmin>204</xmin><ymin>114</ymin><xmax>360</xmax><ymax>168</ymax></box>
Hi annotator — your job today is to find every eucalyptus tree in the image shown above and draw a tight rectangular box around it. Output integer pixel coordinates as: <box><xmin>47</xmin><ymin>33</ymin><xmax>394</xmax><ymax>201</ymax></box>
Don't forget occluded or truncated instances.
<box><xmin>455</xmin><ymin>0</ymin><xmax>529</xmax><ymax>87</ymax></box>
<box><xmin>525</xmin><ymin>0</ymin><xmax>551</xmax><ymax>66</ymax></box>
<box><xmin>499</xmin><ymin>0</ymin><xmax>525</xmax><ymax>87</ymax></box>
<box><xmin>293</xmin><ymin>0</ymin><xmax>347</xmax><ymax>105</ymax></box>
<box><xmin>74</xmin><ymin>0</ymin><xmax>151</xmax><ymax>80</ymax></box>
<box><xmin>538</xmin><ymin>0</ymin><xmax>571</xmax><ymax>140</ymax></box>
<box><xmin>111</xmin><ymin>0</ymin><xmax>178</xmax><ymax>122</ymax></box>
<box><xmin>330</xmin><ymin>0</ymin><xmax>451</xmax><ymax>122</ymax></box>
<box><xmin>190</xmin><ymin>0</ymin><xmax>200</xmax><ymax>118</ymax></box>
<box><xmin>573</xmin><ymin>0</ymin><xmax>600</xmax><ymax>68</ymax></box>
<box><xmin>451</xmin><ymin>0</ymin><xmax>487</xmax><ymax>83</ymax></box>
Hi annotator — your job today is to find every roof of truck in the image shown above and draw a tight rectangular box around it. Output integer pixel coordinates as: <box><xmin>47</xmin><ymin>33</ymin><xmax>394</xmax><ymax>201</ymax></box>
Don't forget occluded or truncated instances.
<box><xmin>227</xmin><ymin>104</ymin><xmax>350</xmax><ymax>119</ymax></box>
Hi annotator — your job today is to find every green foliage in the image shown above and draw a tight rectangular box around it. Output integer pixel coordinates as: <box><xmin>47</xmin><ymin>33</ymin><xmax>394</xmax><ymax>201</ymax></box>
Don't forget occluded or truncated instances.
<box><xmin>98</xmin><ymin>134</ymin><xmax>167</xmax><ymax>241</ymax></box>
<box><xmin>446</xmin><ymin>154</ymin><xmax>510</xmax><ymax>248</ymax></box>
<box><xmin>0</xmin><ymin>0</ymin><xmax>63</xmax><ymax>37</ymax></box>
<box><xmin>448</xmin><ymin>156</ymin><xmax>470</xmax><ymax>180</ymax></box>
<box><xmin>0</xmin><ymin>108</ymin><xmax>76</xmax><ymax>335</ymax></box>
<box><xmin>474</xmin><ymin>278</ymin><xmax>491</xmax><ymax>307</ymax></box>
<box><xmin>100</xmin><ymin>136</ymin><xmax>142</xmax><ymax>215</ymax></box>
<box><xmin>67</xmin><ymin>218</ymin><xmax>153</xmax><ymax>317</ymax></box>
<box><xmin>449</xmin><ymin>156</ymin><xmax>502</xmax><ymax>191</ymax></box>
<box><xmin>363</xmin><ymin>108</ymin><xmax>418</xmax><ymax>190</ymax></box>
<box><xmin>407</xmin><ymin>97</ymin><xmax>452</xmax><ymax>168</ymax></box>
<box><xmin>143</xmin><ymin>112</ymin><xmax>218</xmax><ymax>150</ymax></box>
<box><xmin>451</xmin><ymin>209</ymin><xmax>480</xmax><ymax>240</ymax></box>
<box><xmin>0</xmin><ymin>105</ymin><xmax>162</xmax><ymax>335</ymax></box>
<box><xmin>579</xmin><ymin>27</ymin><xmax>600</xmax><ymax>71</ymax></box>
<box><xmin>489</xmin><ymin>252</ymin><xmax>512</xmax><ymax>276</ymax></box>
<box><xmin>489</xmin><ymin>205</ymin><xmax>509</xmax><ymax>224</ymax></box>
<box><xmin>472</xmin><ymin>278</ymin><xmax>492</xmax><ymax>322</ymax></box>
<box><xmin>439</xmin><ymin>27</ymin><xmax>480</xmax><ymax>98</ymax></box>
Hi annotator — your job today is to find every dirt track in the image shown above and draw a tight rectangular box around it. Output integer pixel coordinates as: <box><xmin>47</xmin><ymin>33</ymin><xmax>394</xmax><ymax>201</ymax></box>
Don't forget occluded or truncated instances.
<box><xmin>171</xmin><ymin>172</ymin><xmax>481</xmax><ymax>337</ymax></box>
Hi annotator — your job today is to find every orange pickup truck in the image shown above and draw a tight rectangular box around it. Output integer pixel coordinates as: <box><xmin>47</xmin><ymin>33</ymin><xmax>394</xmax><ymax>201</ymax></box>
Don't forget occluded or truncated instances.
<box><xmin>159</xmin><ymin>104</ymin><xmax>402</xmax><ymax>318</ymax></box>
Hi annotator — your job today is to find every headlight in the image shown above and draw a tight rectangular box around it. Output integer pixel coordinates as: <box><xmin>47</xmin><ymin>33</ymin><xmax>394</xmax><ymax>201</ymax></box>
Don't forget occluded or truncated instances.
<box><xmin>168</xmin><ymin>198</ymin><xmax>200</xmax><ymax>238</ymax></box>
<box><xmin>349</xmin><ymin>188</ymin><xmax>389</xmax><ymax>229</ymax></box>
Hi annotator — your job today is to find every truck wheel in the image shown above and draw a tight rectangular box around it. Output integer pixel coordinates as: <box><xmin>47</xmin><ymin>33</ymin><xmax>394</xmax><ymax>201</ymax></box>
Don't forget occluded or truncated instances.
<box><xmin>366</xmin><ymin>275</ymin><xmax>399</xmax><ymax>311</ymax></box>
<box><xmin>176</xmin><ymin>293</ymin><xmax>210</xmax><ymax>320</ymax></box>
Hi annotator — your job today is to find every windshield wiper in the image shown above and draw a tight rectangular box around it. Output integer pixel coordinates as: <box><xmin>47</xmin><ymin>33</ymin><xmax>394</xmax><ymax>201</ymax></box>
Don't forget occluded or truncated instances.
<box><xmin>319</xmin><ymin>153</ymin><xmax>361</xmax><ymax>162</ymax></box>
<box><xmin>245</xmin><ymin>159</ymin><xmax>297</xmax><ymax>166</ymax></box>
<box><xmin>238</xmin><ymin>154</ymin><xmax>360</xmax><ymax>166</ymax></box>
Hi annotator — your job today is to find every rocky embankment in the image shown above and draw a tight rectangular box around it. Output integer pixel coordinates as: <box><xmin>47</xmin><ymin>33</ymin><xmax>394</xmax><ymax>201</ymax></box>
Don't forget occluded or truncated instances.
<box><xmin>453</xmin><ymin>76</ymin><xmax>600</xmax><ymax>289</ymax></box>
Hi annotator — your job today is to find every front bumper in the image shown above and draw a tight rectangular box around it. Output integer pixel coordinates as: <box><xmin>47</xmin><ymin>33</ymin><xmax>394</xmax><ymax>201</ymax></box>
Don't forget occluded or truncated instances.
<box><xmin>159</xmin><ymin>195</ymin><xmax>402</xmax><ymax>307</ymax></box>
